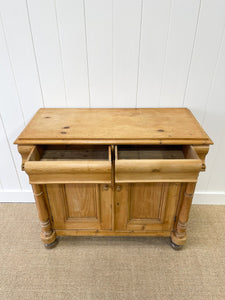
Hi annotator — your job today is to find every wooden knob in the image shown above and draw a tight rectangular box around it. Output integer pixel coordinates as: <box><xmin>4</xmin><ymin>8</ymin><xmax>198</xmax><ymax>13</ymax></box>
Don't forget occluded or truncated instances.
<box><xmin>116</xmin><ymin>185</ymin><xmax>121</xmax><ymax>192</ymax></box>
<box><xmin>103</xmin><ymin>185</ymin><xmax>109</xmax><ymax>191</ymax></box>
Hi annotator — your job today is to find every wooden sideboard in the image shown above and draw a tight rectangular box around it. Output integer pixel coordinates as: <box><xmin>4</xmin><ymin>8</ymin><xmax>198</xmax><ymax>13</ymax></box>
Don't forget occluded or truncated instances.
<box><xmin>15</xmin><ymin>108</ymin><xmax>212</xmax><ymax>249</ymax></box>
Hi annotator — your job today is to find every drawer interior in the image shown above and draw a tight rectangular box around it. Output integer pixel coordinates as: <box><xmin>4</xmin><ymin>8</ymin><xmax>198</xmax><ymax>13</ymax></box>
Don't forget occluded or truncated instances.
<box><xmin>116</xmin><ymin>145</ymin><xmax>198</xmax><ymax>160</ymax></box>
<box><xmin>29</xmin><ymin>145</ymin><xmax>110</xmax><ymax>161</ymax></box>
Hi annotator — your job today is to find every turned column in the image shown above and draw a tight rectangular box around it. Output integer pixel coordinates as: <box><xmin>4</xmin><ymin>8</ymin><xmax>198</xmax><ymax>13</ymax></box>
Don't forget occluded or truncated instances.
<box><xmin>171</xmin><ymin>183</ymin><xmax>196</xmax><ymax>249</ymax></box>
<box><xmin>32</xmin><ymin>184</ymin><xmax>57</xmax><ymax>248</ymax></box>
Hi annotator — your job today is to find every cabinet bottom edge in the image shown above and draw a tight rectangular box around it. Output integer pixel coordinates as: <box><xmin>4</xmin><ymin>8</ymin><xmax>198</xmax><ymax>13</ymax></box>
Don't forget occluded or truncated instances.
<box><xmin>55</xmin><ymin>230</ymin><xmax>171</xmax><ymax>237</ymax></box>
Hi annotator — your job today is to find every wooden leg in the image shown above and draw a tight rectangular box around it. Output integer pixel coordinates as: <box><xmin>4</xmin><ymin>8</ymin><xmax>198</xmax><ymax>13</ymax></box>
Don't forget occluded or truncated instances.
<box><xmin>32</xmin><ymin>185</ymin><xmax>57</xmax><ymax>248</ymax></box>
<box><xmin>171</xmin><ymin>183</ymin><xmax>196</xmax><ymax>249</ymax></box>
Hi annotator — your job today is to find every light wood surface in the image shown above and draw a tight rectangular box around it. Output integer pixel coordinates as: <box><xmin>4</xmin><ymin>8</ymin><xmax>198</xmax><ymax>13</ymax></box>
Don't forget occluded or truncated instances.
<box><xmin>47</xmin><ymin>184</ymin><xmax>112</xmax><ymax>231</ymax></box>
<box><xmin>15</xmin><ymin>108</ymin><xmax>212</xmax><ymax>145</ymax></box>
<box><xmin>32</xmin><ymin>184</ymin><xmax>56</xmax><ymax>246</ymax></box>
<box><xmin>17</xmin><ymin>145</ymin><xmax>34</xmax><ymax>170</ymax></box>
<box><xmin>129</xmin><ymin>183</ymin><xmax>167</xmax><ymax>220</ymax></box>
<box><xmin>55</xmin><ymin>230</ymin><xmax>171</xmax><ymax>237</ymax></box>
<box><xmin>115</xmin><ymin>145</ymin><xmax>202</xmax><ymax>182</ymax></box>
<box><xmin>114</xmin><ymin>183</ymin><xmax>180</xmax><ymax>232</ymax></box>
<box><xmin>40</xmin><ymin>145</ymin><xmax>110</xmax><ymax>161</ymax></box>
<box><xmin>117</xmin><ymin>145</ymin><xmax>185</xmax><ymax>160</ymax></box>
<box><xmin>193</xmin><ymin>145</ymin><xmax>209</xmax><ymax>171</ymax></box>
<box><xmin>15</xmin><ymin>108</ymin><xmax>212</xmax><ymax>248</ymax></box>
<box><xmin>171</xmin><ymin>183</ymin><xmax>196</xmax><ymax>246</ymax></box>
<box><xmin>24</xmin><ymin>145</ymin><xmax>112</xmax><ymax>184</ymax></box>
<box><xmin>65</xmin><ymin>184</ymin><xmax>98</xmax><ymax>218</ymax></box>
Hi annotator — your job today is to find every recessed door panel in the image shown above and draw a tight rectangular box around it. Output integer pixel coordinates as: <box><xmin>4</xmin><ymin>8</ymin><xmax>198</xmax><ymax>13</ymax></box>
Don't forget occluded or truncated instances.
<box><xmin>47</xmin><ymin>184</ymin><xmax>112</xmax><ymax>230</ymax></box>
<box><xmin>115</xmin><ymin>183</ymin><xmax>181</xmax><ymax>232</ymax></box>
<box><xmin>65</xmin><ymin>184</ymin><xmax>98</xmax><ymax>219</ymax></box>
<box><xmin>129</xmin><ymin>183</ymin><xmax>167</xmax><ymax>221</ymax></box>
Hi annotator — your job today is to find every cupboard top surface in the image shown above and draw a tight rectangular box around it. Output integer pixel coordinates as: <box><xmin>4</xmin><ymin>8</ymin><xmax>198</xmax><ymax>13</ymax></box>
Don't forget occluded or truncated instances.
<box><xmin>15</xmin><ymin>108</ymin><xmax>212</xmax><ymax>145</ymax></box>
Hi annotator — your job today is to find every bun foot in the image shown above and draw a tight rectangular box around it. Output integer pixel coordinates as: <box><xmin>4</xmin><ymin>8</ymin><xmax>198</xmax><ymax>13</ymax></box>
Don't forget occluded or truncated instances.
<box><xmin>169</xmin><ymin>238</ymin><xmax>183</xmax><ymax>250</ymax></box>
<box><xmin>44</xmin><ymin>238</ymin><xmax>58</xmax><ymax>249</ymax></box>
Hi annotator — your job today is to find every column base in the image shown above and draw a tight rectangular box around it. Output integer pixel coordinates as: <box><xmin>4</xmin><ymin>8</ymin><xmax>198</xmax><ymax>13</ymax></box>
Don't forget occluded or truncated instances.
<box><xmin>44</xmin><ymin>237</ymin><xmax>58</xmax><ymax>249</ymax></box>
<box><xmin>41</xmin><ymin>230</ymin><xmax>57</xmax><ymax>247</ymax></box>
<box><xmin>170</xmin><ymin>232</ymin><xmax>187</xmax><ymax>248</ymax></box>
<box><xmin>169</xmin><ymin>237</ymin><xmax>183</xmax><ymax>250</ymax></box>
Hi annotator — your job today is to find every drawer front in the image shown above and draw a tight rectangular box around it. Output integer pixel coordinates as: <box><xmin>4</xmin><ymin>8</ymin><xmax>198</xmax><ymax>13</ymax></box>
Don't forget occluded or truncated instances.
<box><xmin>24</xmin><ymin>145</ymin><xmax>112</xmax><ymax>184</ymax></box>
<box><xmin>115</xmin><ymin>145</ymin><xmax>202</xmax><ymax>183</ymax></box>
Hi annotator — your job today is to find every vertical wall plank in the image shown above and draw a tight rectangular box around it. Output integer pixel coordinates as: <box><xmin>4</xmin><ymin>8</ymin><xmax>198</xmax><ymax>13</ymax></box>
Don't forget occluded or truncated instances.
<box><xmin>0</xmin><ymin>0</ymin><xmax>43</xmax><ymax>124</ymax></box>
<box><xmin>207</xmin><ymin>131</ymin><xmax>225</xmax><ymax>191</ymax></box>
<box><xmin>137</xmin><ymin>0</ymin><xmax>171</xmax><ymax>107</ymax></box>
<box><xmin>159</xmin><ymin>0</ymin><xmax>200</xmax><ymax>107</ymax></box>
<box><xmin>0</xmin><ymin>18</ymin><xmax>30</xmax><ymax>190</ymax></box>
<box><xmin>56</xmin><ymin>0</ymin><xmax>89</xmax><ymax>107</ymax></box>
<box><xmin>184</xmin><ymin>0</ymin><xmax>225</xmax><ymax>123</ymax></box>
<box><xmin>183</xmin><ymin>0</ymin><xmax>225</xmax><ymax>192</ymax></box>
<box><xmin>113</xmin><ymin>0</ymin><xmax>142</xmax><ymax>107</ymax></box>
<box><xmin>0</xmin><ymin>116</ymin><xmax>21</xmax><ymax>190</ymax></box>
<box><xmin>85</xmin><ymin>0</ymin><xmax>112</xmax><ymax>107</ymax></box>
<box><xmin>197</xmin><ymin>31</ymin><xmax>225</xmax><ymax>192</ymax></box>
<box><xmin>27</xmin><ymin>0</ymin><xmax>66</xmax><ymax>107</ymax></box>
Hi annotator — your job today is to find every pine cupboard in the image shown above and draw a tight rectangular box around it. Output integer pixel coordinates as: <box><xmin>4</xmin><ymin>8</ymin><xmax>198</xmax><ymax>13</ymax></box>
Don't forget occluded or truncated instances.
<box><xmin>15</xmin><ymin>108</ymin><xmax>212</xmax><ymax>249</ymax></box>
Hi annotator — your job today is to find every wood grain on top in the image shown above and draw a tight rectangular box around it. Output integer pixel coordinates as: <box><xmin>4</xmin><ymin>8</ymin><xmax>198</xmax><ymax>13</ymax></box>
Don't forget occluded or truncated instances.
<box><xmin>15</xmin><ymin>108</ymin><xmax>213</xmax><ymax>145</ymax></box>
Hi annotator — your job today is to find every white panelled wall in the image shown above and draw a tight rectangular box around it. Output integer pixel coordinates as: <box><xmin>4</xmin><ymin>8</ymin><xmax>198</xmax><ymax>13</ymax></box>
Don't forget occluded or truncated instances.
<box><xmin>0</xmin><ymin>0</ymin><xmax>225</xmax><ymax>203</ymax></box>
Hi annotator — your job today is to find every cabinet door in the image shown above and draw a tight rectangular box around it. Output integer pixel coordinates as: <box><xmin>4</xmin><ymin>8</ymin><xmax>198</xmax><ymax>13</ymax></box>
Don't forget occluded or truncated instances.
<box><xmin>114</xmin><ymin>183</ymin><xmax>181</xmax><ymax>232</ymax></box>
<box><xmin>46</xmin><ymin>184</ymin><xmax>112</xmax><ymax>230</ymax></box>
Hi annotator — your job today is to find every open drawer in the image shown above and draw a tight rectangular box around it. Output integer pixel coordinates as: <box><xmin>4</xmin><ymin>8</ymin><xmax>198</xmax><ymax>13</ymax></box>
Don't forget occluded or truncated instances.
<box><xmin>115</xmin><ymin>145</ymin><xmax>202</xmax><ymax>183</ymax></box>
<box><xmin>24</xmin><ymin>145</ymin><xmax>112</xmax><ymax>184</ymax></box>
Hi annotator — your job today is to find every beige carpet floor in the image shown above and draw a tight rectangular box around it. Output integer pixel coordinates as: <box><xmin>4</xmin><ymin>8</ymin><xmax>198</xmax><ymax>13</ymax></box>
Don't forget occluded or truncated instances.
<box><xmin>0</xmin><ymin>204</ymin><xmax>224</xmax><ymax>300</ymax></box>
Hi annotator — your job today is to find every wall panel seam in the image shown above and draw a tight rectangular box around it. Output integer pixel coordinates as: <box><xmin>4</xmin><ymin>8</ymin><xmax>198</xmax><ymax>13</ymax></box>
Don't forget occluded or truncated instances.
<box><xmin>54</xmin><ymin>0</ymin><xmax>68</xmax><ymax>107</ymax></box>
<box><xmin>0</xmin><ymin>179</ymin><xmax>3</xmax><ymax>190</ymax></box>
<box><xmin>0</xmin><ymin>114</ymin><xmax>22</xmax><ymax>190</ymax></box>
<box><xmin>201</xmin><ymin>26</ymin><xmax>225</xmax><ymax>125</ymax></box>
<box><xmin>182</xmin><ymin>0</ymin><xmax>202</xmax><ymax>108</ymax></box>
<box><xmin>25</xmin><ymin>0</ymin><xmax>45</xmax><ymax>108</ymax></box>
<box><xmin>205</xmin><ymin>123</ymin><xmax>225</xmax><ymax>190</ymax></box>
<box><xmin>200</xmin><ymin>27</ymin><xmax>225</xmax><ymax>191</ymax></box>
<box><xmin>158</xmin><ymin>0</ymin><xmax>173</xmax><ymax>107</ymax></box>
<box><xmin>135</xmin><ymin>0</ymin><xmax>143</xmax><ymax>108</ymax></box>
<box><xmin>0</xmin><ymin>13</ymin><xmax>26</xmax><ymax>124</ymax></box>
<box><xmin>112</xmin><ymin>0</ymin><xmax>114</xmax><ymax>107</ymax></box>
<box><xmin>83</xmin><ymin>0</ymin><xmax>91</xmax><ymax>108</ymax></box>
